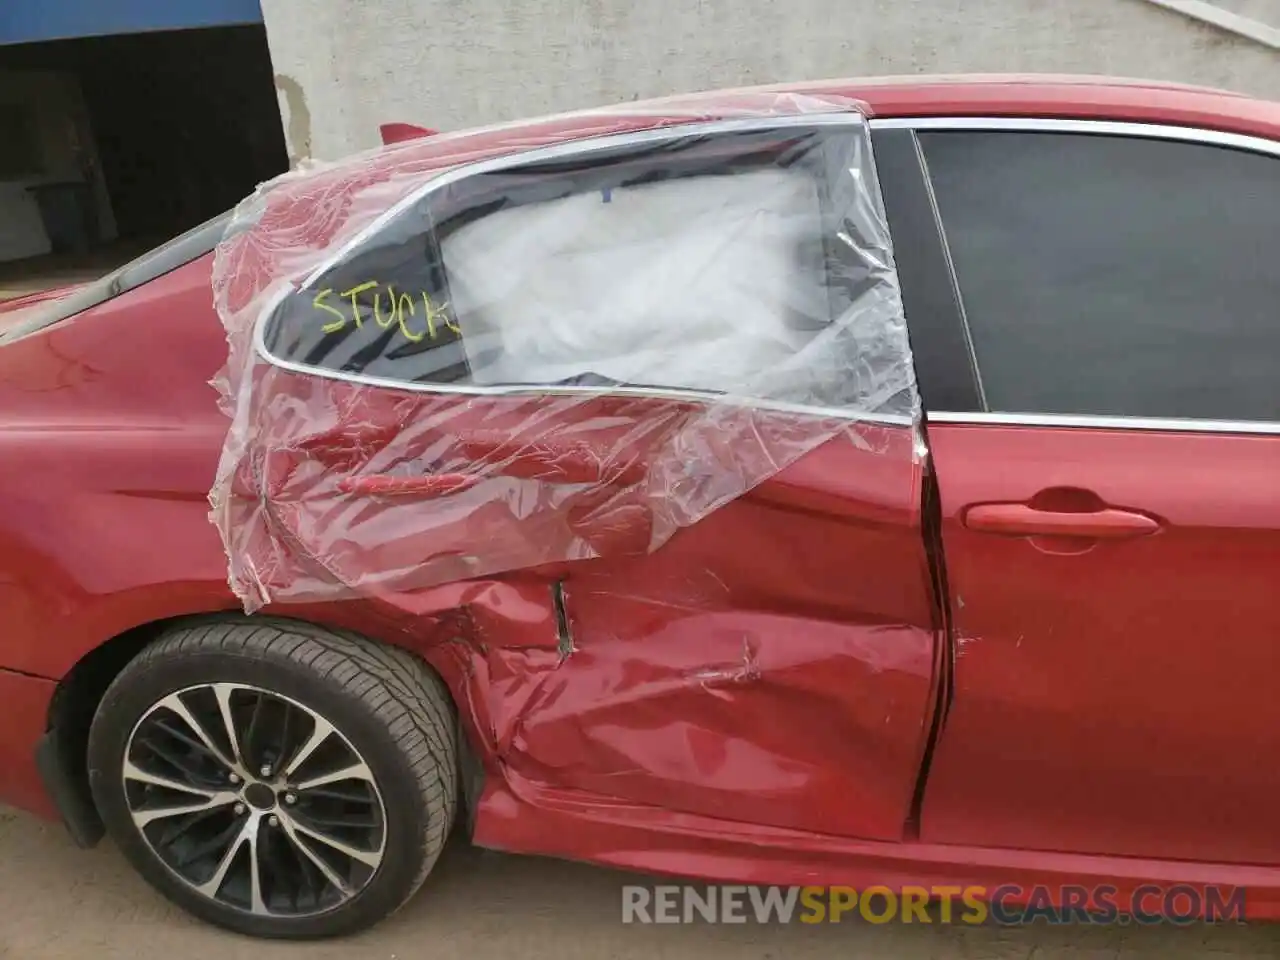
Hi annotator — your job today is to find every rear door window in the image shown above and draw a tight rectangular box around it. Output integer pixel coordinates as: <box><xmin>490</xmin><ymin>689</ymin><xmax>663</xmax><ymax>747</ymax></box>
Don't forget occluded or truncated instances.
<box><xmin>916</xmin><ymin>130</ymin><xmax>1280</xmax><ymax>423</ymax></box>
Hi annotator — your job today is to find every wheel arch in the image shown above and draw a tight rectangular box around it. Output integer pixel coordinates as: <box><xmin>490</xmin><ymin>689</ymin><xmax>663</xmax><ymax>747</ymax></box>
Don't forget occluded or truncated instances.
<box><xmin>41</xmin><ymin>611</ymin><xmax>482</xmax><ymax>850</ymax></box>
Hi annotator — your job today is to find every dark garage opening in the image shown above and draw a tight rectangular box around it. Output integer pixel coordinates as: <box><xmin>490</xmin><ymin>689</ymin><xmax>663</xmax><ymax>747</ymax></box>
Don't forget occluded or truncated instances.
<box><xmin>0</xmin><ymin>25</ymin><xmax>288</xmax><ymax>280</ymax></box>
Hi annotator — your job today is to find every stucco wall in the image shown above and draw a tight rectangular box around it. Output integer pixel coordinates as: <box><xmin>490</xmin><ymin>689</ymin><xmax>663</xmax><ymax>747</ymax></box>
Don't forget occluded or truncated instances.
<box><xmin>260</xmin><ymin>0</ymin><xmax>1280</xmax><ymax>162</ymax></box>
<box><xmin>1211</xmin><ymin>0</ymin><xmax>1279</xmax><ymax>22</ymax></box>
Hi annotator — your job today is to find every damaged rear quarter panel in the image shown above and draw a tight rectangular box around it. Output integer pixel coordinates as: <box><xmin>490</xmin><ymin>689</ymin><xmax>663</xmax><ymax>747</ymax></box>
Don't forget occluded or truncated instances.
<box><xmin>207</xmin><ymin>100</ymin><xmax>940</xmax><ymax>845</ymax></box>
<box><xmin>420</xmin><ymin>426</ymin><xmax>937</xmax><ymax>844</ymax></box>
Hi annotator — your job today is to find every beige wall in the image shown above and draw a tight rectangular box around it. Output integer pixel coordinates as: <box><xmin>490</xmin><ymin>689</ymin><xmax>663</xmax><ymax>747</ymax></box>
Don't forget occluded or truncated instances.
<box><xmin>1210</xmin><ymin>0</ymin><xmax>1280</xmax><ymax>22</ymax></box>
<box><xmin>0</xmin><ymin>69</ymin><xmax>116</xmax><ymax>262</ymax></box>
<box><xmin>259</xmin><ymin>0</ymin><xmax>1280</xmax><ymax>162</ymax></box>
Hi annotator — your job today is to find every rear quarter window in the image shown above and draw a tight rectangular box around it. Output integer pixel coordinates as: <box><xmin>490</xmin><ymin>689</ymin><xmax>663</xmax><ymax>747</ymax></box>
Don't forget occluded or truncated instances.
<box><xmin>261</xmin><ymin>120</ymin><xmax>915</xmax><ymax>418</ymax></box>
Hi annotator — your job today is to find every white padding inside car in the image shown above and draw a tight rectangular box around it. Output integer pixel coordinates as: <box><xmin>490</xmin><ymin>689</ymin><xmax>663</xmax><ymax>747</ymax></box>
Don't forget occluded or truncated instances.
<box><xmin>440</xmin><ymin>168</ymin><xmax>829</xmax><ymax>392</ymax></box>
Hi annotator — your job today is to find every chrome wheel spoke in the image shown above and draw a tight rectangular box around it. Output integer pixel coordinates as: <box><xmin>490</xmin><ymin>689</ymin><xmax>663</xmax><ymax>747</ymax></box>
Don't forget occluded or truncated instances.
<box><xmin>212</xmin><ymin>683</ymin><xmax>244</xmax><ymax>768</ymax></box>
<box><xmin>284</xmin><ymin>716</ymin><xmax>335</xmax><ymax>779</ymax></box>
<box><xmin>284</xmin><ymin>813</ymin><xmax>382</xmax><ymax>868</ymax></box>
<box><xmin>171</xmin><ymin>817</ymin><xmax>242</xmax><ymax>869</ymax></box>
<box><xmin>247</xmin><ymin>819</ymin><xmax>268</xmax><ymax>915</ymax></box>
<box><xmin>123</xmin><ymin>759</ymin><xmax>216</xmax><ymax>797</ymax></box>
<box><xmin>156</xmin><ymin>692</ymin><xmax>239</xmax><ymax>773</ymax></box>
<box><xmin>124</xmin><ymin>682</ymin><xmax>386</xmax><ymax>919</ymax></box>
<box><xmin>278</xmin><ymin>817</ymin><xmax>354</xmax><ymax>897</ymax></box>
<box><xmin>292</xmin><ymin>761</ymin><xmax>375</xmax><ymax>793</ymax></box>
<box><xmin>132</xmin><ymin>792</ymin><xmax>238</xmax><ymax>828</ymax></box>
<box><xmin>155</xmin><ymin>804</ymin><xmax>227</xmax><ymax>849</ymax></box>
<box><xmin>141</xmin><ymin>735</ymin><xmax>211</xmax><ymax>782</ymax></box>
<box><xmin>195</xmin><ymin>815</ymin><xmax>256</xmax><ymax>899</ymax></box>
<box><xmin>301</xmin><ymin>810</ymin><xmax>379</xmax><ymax>829</ymax></box>
<box><xmin>299</xmin><ymin>782</ymin><xmax>376</xmax><ymax>803</ymax></box>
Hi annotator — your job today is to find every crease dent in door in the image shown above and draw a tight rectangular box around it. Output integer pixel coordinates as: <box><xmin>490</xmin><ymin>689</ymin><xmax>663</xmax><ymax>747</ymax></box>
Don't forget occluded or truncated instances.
<box><xmin>372</xmin><ymin>482</ymin><xmax>938</xmax><ymax>844</ymax></box>
<box><xmin>207</xmin><ymin>90</ymin><xmax>922</xmax><ymax>613</ymax></box>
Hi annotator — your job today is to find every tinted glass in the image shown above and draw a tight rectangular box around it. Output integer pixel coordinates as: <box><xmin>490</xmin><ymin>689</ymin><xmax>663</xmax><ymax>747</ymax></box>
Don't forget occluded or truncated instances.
<box><xmin>919</xmin><ymin>130</ymin><xmax>1280</xmax><ymax>422</ymax></box>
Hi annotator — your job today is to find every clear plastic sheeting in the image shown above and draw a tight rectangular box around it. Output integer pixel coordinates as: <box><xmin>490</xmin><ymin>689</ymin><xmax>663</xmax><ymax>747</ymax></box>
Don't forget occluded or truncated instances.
<box><xmin>209</xmin><ymin>92</ymin><xmax>920</xmax><ymax>611</ymax></box>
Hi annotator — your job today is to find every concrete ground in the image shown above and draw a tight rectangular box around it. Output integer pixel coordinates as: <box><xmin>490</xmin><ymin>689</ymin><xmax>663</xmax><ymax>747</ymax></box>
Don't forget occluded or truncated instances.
<box><xmin>0</xmin><ymin>806</ymin><xmax>1276</xmax><ymax>960</ymax></box>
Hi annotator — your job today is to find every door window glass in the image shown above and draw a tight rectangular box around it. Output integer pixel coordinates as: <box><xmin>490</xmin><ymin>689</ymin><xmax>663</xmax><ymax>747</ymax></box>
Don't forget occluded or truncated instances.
<box><xmin>918</xmin><ymin>130</ymin><xmax>1280</xmax><ymax>422</ymax></box>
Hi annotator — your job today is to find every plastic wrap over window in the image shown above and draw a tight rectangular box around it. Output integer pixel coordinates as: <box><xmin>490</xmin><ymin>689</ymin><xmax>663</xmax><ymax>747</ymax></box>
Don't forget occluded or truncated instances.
<box><xmin>209</xmin><ymin>92</ymin><xmax>920</xmax><ymax>611</ymax></box>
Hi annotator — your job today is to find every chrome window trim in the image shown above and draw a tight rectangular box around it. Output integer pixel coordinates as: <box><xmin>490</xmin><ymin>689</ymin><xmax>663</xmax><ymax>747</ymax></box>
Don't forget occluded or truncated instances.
<box><xmin>926</xmin><ymin>411</ymin><xmax>1280</xmax><ymax>435</ymax></box>
<box><xmin>249</xmin><ymin>111</ymin><xmax>919</xmax><ymax>427</ymax></box>
<box><xmin>247</xmin><ymin>113</ymin><xmax>1280</xmax><ymax>434</ymax></box>
<box><xmin>871</xmin><ymin>115</ymin><xmax>1280</xmax><ymax>434</ymax></box>
<box><xmin>867</xmin><ymin>116</ymin><xmax>1280</xmax><ymax>161</ymax></box>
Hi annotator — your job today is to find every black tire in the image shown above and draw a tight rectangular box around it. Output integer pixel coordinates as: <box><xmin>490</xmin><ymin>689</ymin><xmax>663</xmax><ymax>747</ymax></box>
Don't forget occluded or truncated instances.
<box><xmin>86</xmin><ymin>617</ymin><xmax>458</xmax><ymax>939</ymax></box>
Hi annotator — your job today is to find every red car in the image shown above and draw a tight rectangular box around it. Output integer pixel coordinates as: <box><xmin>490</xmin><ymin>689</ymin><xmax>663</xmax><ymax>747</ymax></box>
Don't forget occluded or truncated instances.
<box><xmin>0</xmin><ymin>74</ymin><xmax>1276</xmax><ymax>940</ymax></box>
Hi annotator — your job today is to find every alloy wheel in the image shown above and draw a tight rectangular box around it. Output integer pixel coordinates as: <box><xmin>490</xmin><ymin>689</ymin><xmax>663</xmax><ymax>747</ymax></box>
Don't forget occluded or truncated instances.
<box><xmin>121</xmin><ymin>682</ymin><xmax>387</xmax><ymax>917</ymax></box>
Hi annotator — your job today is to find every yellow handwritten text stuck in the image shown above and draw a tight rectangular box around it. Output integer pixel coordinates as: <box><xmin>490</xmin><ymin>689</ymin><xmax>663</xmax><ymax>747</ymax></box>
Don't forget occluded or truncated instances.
<box><xmin>313</xmin><ymin>282</ymin><xmax>459</xmax><ymax>343</ymax></box>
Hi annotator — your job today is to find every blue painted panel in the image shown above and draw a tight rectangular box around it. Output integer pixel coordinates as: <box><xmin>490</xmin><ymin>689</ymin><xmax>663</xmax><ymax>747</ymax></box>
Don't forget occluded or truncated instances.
<box><xmin>0</xmin><ymin>0</ymin><xmax>263</xmax><ymax>45</ymax></box>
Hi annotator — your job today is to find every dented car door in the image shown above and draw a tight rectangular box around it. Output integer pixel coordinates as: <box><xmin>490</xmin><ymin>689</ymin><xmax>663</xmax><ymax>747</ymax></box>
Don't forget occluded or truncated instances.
<box><xmin>882</xmin><ymin>118</ymin><xmax>1280</xmax><ymax>864</ymax></box>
